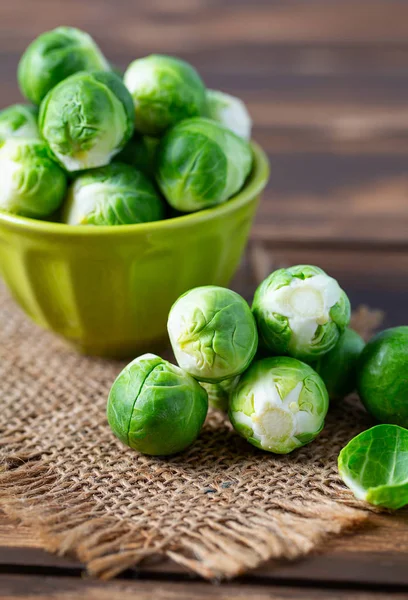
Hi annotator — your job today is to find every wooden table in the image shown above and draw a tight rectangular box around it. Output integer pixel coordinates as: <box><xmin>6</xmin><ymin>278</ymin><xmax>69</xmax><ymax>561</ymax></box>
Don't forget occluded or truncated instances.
<box><xmin>1</xmin><ymin>1</ymin><xmax>408</xmax><ymax>598</ymax></box>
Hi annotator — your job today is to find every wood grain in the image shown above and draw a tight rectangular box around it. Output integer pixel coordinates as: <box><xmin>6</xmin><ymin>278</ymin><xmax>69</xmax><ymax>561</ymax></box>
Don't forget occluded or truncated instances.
<box><xmin>1</xmin><ymin>0</ymin><xmax>408</xmax><ymax>597</ymax></box>
<box><xmin>0</xmin><ymin>0</ymin><xmax>407</xmax><ymax>249</ymax></box>
<box><xmin>3</xmin><ymin>574</ymin><xmax>408</xmax><ymax>600</ymax></box>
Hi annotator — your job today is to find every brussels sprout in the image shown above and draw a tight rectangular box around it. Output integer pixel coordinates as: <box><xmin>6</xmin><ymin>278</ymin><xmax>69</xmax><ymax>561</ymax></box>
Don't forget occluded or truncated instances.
<box><xmin>200</xmin><ymin>377</ymin><xmax>239</xmax><ymax>412</ymax></box>
<box><xmin>206</xmin><ymin>89</ymin><xmax>252</xmax><ymax>140</ymax></box>
<box><xmin>124</xmin><ymin>54</ymin><xmax>206</xmax><ymax>136</ymax></box>
<box><xmin>168</xmin><ymin>286</ymin><xmax>258</xmax><ymax>383</ymax></box>
<box><xmin>39</xmin><ymin>71</ymin><xmax>134</xmax><ymax>172</ymax></box>
<box><xmin>156</xmin><ymin>118</ymin><xmax>253</xmax><ymax>212</ymax></box>
<box><xmin>0</xmin><ymin>138</ymin><xmax>66</xmax><ymax>218</ymax></box>
<box><xmin>229</xmin><ymin>357</ymin><xmax>329</xmax><ymax>454</ymax></box>
<box><xmin>357</xmin><ymin>327</ymin><xmax>408</xmax><ymax>427</ymax></box>
<box><xmin>63</xmin><ymin>163</ymin><xmax>164</xmax><ymax>226</ymax></box>
<box><xmin>18</xmin><ymin>26</ymin><xmax>110</xmax><ymax>106</ymax></box>
<box><xmin>0</xmin><ymin>104</ymin><xmax>39</xmax><ymax>140</ymax></box>
<box><xmin>107</xmin><ymin>353</ymin><xmax>208</xmax><ymax>456</ymax></box>
<box><xmin>338</xmin><ymin>424</ymin><xmax>408</xmax><ymax>509</ymax></box>
<box><xmin>115</xmin><ymin>135</ymin><xmax>159</xmax><ymax>177</ymax></box>
<box><xmin>252</xmin><ymin>265</ymin><xmax>351</xmax><ymax>362</ymax></box>
<box><xmin>314</xmin><ymin>328</ymin><xmax>365</xmax><ymax>400</ymax></box>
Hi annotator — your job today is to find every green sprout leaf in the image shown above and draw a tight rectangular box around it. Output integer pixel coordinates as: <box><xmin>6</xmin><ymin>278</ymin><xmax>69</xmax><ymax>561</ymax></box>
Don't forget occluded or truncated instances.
<box><xmin>314</xmin><ymin>328</ymin><xmax>365</xmax><ymax>400</ymax></box>
<box><xmin>0</xmin><ymin>138</ymin><xmax>66</xmax><ymax>219</ymax></box>
<box><xmin>357</xmin><ymin>326</ymin><xmax>408</xmax><ymax>427</ymax></box>
<box><xmin>124</xmin><ymin>54</ymin><xmax>207</xmax><ymax>136</ymax></box>
<box><xmin>338</xmin><ymin>424</ymin><xmax>408</xmax><ymax>509</ymax></box>
<box><xmin>18</xmin><ymin>26</ymin><xmax>110</xmax><ymax>105</ymax></box>
<box><xmin>229</xmin><ymin>357</ymin><xmax>329</xmax><ymax>454</ymax></box>
<box><xmin>63</xmin><ymin>162</ymin><xmax>164</xmax><ymax>226</ymax></box>
<box><xmin>200</xmin><ymin>377</ymin><xmax>239</xmax><ymax>412</ymax></box>
<box><xmin>107</xmin><ymin>353</ymin><xmax>208</xmax><ymax>456</ymax></box>
<box><xmin>252</xmin><ymin>265</ymin><xmax>351</xmax><ymax>362</ymax></box>
<box><xmin>168</xmin><ymin>286</ymin><xmax>258</xmax><ymax>383</ymax></box>
<box><xmin>0</xmin><ymin>104</ymin><xmax>39</xmax><ymax>140</ymax></box>
<box><xmin>156</xmin><ymin>117</ymin><xmax>253</xmax><ymax>212</ymax></box>
<box><xmin>39</xmin><ymin>71</ymin><xmax>134</xmax><ymax>172</ymax></box>
<box><xmin>206</xmin><ymin>89</ymin><xmax>252</xmax><ymax>139</ymax></box>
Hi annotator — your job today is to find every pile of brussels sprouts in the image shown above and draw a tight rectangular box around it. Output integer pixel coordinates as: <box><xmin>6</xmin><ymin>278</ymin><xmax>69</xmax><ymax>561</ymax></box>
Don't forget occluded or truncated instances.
<box><xmin>107</xmin><ymin>264</ymin><xmax>408</xmax><ymax>511</ymax></box>
<box><xmin>0</xmin><ymin>27</ymin><xmax>253</xmax><ymax>224</ymax></box>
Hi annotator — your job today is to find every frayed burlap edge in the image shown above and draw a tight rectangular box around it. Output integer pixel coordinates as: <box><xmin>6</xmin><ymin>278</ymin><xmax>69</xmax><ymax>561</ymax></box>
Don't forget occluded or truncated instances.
<box><xmin>0</xmin><ymin>456</ymin><xmax>371</xmax><ymax>580</ymax></box>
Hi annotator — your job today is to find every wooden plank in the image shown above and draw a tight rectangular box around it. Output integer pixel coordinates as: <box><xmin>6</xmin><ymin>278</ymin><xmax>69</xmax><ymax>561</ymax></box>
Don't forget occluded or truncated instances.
<box><xmin>251</xmin><ymin>151</ymin><xmax>408</xmax><ymax>245</ymax></box>
<box><xmin>248</xmin><ymin>243</ymin><xmax>408</xmax><ymax>288</ymax></box>
<box><xmin>0</xmin><ymin>511</ymin><xmax>407</xmax><ymax>585</ymax></box>
<box><xmin>1</xmin><ymin>546</ymin><xmax>408</xmax><ymax>589</ymax></box>
<box><xmin>1</xmin><ymin>574</ymin><xmax>408</xmax><ymax>600</ymax></box>
<box><xmin>3</xmin><ymin>0</ymin><xmax>408</xmax><ymax>50</ymax></box>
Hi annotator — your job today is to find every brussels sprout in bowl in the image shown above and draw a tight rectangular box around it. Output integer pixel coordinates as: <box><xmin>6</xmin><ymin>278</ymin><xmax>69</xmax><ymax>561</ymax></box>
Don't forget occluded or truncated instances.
<box><xmin>39</xmin><ymin>71</ymin><xmax>135</xmax><ymax>172</ymax></box>
<box><xmin>206</xmin><ymin>90</ymin><xmax>252</xmax><ymax>140</ymax></box>
<box><xmin>63</xmin><ymin>163</ymin><xmax>165</xmax><ymax>226</ymax></box>
<box><xmin>0</xmin><ymin>142</ymin><xmax>269</xmax><ymax>357</ymax></box>
<box><xmin>0</xmin><ymin>138</ymin><xmax>67</xmax><ymax>219</ymax></box>
<box><xmin>0</xmin><ymin>104</ymin><xmax>39</xmax><ymax>140</ymax></box>
<box><xmin>124</xmin><ymin>54</ymin><xmax>206</xmax><ymax>136</ymax></box>
<box><xmin>18</xmin><ymin>26</ymin><xmax>110</xmax><ymax>106</ymax></box>
<box><xmin>156</xmin><ymin>117</ymin><xmax>253</xmax><ymax>213</ymax></box>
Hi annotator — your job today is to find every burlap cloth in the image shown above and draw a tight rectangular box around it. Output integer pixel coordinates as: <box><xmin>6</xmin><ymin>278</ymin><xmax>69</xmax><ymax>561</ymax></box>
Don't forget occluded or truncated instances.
<box><xmin>0</xmin><ymin>282</ymin><xmax>384</xmax><ymax>580</ymax></box>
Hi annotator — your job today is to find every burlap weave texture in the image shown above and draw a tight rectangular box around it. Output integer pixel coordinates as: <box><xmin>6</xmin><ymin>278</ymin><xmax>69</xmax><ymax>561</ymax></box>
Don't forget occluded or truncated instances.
<box><xmin>0</xmin><ymin>283</ymin><xmax>383</xmax><ymax>579</ymax></box>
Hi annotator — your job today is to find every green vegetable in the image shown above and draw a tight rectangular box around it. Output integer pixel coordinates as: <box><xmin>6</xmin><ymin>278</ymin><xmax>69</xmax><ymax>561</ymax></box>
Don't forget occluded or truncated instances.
<box><xmin>338</xmin><ymin>424</ymin><xmax>408</xmax><ymax>509</ymax></box>
<box><xmin>124</xmin><ymin>54</ymin><xmax>206</xmax><ymax>136</ymax></box>
<box><xmin>115</xmin><ymin>135</ymin><xmax>159</xmax><ymax>177</ymax></box>
<box><xmin>357</xmin><ymin>327</ymin><xmax>408</xmax><ymax>427</ymax></box>
<box><xmin>18</xmin><ymin>26</ymin><xmax>110</xmax><ymax>106</ymax></box>
<box><xmin>63</xmin><ymin>162</ymin><xmax>164</xmax><ymax>226</ymax></box>
<box><xmin>200</xmin><ymin>377</ymin><xmax>239</xmax><ymax>412</ymax></box>
<box><xmin>168</xmin><ymin>286</ymin><xmax>258</xmax><ymax>383</ymax></box>
<box><xmin>156</xmin><ymin>117</ymin><xmax>253</xmax><ymax>212</ymax></box>
<box><xmin>107</xmin><ymin>353</ymin><xmax>208</xmax><ymax>456</ymax></box>
<box><xmin>314</xmin><ymin>328</ymin><xmax>365</xmax><ymax>400</ymax></box>
<box><xmin>252</xmin><ymin>265</ymin><xmax>351</xmax><ymax>362</ymax></box>
<box><xmin>0</xmin><ymin>138</ymin><xmax>66</xmax><ymax>218</ymax></box>
<box><xmin>0</xmin><ymin>104</ymin><xmax>39</xmax><ymax>139</ymax></box>
<box><xmin>206</xmin><ymin>89</ymin><xmax>252</xmax><ymax>139</ymax></box>
<box><xmin>229</xmin><ymin>357</ymin><xmax>329</xmax><ymax>454</ymax></box>
<box><xmin>39</xmin><ymin>71</ymin><xmax>134</xmax><ymax>172</ymax></box>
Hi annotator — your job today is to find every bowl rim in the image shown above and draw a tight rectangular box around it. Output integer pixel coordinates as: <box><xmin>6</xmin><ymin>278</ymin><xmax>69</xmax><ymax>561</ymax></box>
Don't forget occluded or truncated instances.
<box><xmin>0</xmin><ymin>141</ymin><xmax>269</xmax><ymax>237</ymax></box>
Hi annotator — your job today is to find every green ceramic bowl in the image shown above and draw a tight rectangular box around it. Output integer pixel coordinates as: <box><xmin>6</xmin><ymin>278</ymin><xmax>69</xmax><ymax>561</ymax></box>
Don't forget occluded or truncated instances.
<box><xmin>0</xmin><ymin>143</ymin><xmax>269</xmax><ymax>357</ymax></box>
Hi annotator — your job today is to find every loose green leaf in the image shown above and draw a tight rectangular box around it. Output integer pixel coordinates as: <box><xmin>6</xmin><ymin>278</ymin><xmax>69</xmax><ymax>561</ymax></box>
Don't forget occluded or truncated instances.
<box><xmin>338</xmin><ymin>424</ymin><xmax>408</xmax><ymax>509</ymax></box>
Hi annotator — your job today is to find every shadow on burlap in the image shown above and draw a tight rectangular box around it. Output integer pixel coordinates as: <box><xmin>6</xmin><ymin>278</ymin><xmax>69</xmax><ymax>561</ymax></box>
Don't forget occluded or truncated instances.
<box><xmin>0</xmin><ymin>284</ymin><xmax>384</xmax><ymax>580</ymax></box>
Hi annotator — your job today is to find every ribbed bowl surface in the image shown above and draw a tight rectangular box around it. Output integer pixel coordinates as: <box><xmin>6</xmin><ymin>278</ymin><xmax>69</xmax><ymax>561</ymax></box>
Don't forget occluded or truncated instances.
<box><xmin>0</xmin><ymin>143</ymin><xmax>269</xmax><ymax>357</ymax></box>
